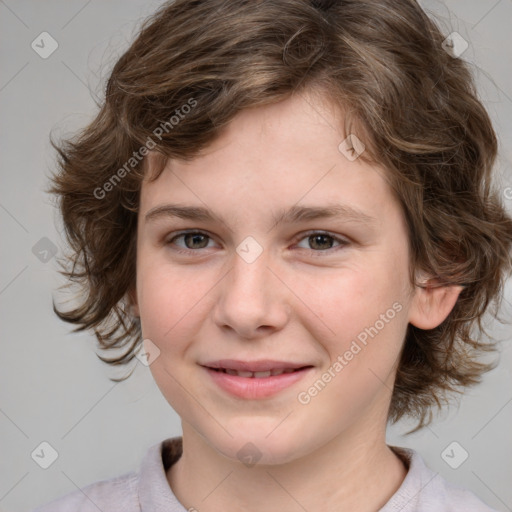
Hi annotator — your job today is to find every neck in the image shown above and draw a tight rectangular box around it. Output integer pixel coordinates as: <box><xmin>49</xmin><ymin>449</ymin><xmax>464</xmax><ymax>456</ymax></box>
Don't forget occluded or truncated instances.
<box><xmin>167</xmin><ymin>421</ymin><xmax>407</xmax><ymax>512</ymax></box>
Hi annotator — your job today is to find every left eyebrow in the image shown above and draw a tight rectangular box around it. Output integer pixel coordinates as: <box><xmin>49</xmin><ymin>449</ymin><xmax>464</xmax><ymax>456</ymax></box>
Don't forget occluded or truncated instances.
<box><xmin>270</xmin><ymin>204</ymin><xmax>377</xmax><ymax>228</ymax></box>
<box><xmin>144</xmin><ymin>203</ymin><xmax>377</xmax><ymax>230</ymax></box>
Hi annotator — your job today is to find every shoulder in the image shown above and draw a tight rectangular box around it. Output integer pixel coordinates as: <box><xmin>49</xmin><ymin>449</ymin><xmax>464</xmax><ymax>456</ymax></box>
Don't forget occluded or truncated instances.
<box><xmin>31</xmin><ymin>437</ymin><xmax>185</xmax><ymax>512</ymax></box>
<box><xmin>31</xmin><ymin>471</ymin><xmax>139</xmax><ymax>512</ymax></box>
<box><xmin>419</xmin><ymin>473</ymin><xmax>498</xmax><ymax>512</ymax></box>
<box><xmin>383</xmin><ymin>446</ymin><xmax>499</xmax><ymax>512</ymax></box>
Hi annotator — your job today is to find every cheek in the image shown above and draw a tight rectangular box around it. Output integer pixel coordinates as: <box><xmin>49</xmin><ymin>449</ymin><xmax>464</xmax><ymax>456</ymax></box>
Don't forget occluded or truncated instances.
<box><xmin>136</xmin><ymin>256</ymin><xmax>202</xmax><ymax>352</ymax></box>
<box><xmin>296</xmin><ymin>265</ymin><xmax>408</xmax><ymax>428</ymax></box>
<box><xmin>136</xmin><ymin>261</ymin><xmax>207</xmax><ymax>414</ymax></box>
<box><xmin>307</xmin><ymin>250</ymin><xmax>410</xmax><ymax>371</ymax></box>
<box><xmin>314</xmin><ymin>259</ymin><xmax>404</xmax><ymax>331</ymax></box>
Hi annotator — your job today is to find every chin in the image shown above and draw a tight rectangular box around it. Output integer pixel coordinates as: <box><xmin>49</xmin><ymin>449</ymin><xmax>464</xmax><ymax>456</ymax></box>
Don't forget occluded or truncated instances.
<box><xmin>203</xmin><ymin>419</ymin><xmax>309</xmax><ymax>467</ymax></box>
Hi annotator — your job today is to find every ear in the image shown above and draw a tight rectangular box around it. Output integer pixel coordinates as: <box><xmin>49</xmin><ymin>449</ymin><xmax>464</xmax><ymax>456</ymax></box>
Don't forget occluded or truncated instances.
<box><xmin>126</xmin><ymin>286</ymin><xmax>140</xmax><ymax>317</ymax></box>
<box><xmin>408</xmin><ymin>275</ymin><xmax>464</xmax><ymax>330</ymax></box>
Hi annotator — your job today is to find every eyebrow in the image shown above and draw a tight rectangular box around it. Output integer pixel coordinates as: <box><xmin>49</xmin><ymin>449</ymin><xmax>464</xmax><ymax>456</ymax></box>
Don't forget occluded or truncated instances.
<box><xmin>144</xmin><ymin>203</ymin><xmax>377</xmax><ymax>229</ymax></box>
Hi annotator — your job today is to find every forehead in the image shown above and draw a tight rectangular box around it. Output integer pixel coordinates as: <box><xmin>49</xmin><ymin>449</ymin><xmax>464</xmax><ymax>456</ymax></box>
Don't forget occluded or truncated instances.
<box><xmin>139</xmin><ymin>93</ymin><xmax>399</xmax><ymax>229</ymax></box>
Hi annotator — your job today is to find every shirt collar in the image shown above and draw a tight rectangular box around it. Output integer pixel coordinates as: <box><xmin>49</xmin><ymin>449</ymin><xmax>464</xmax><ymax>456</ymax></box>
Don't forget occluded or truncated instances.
<box><xmin>379</xmin><ymin>445</ymin><xmax>436</xmax><ymax>511</ymax></box>
<box><xmin>138</xmin><ymin>437</ymin><xmax>187</xmax><ymax>512</ymax></box>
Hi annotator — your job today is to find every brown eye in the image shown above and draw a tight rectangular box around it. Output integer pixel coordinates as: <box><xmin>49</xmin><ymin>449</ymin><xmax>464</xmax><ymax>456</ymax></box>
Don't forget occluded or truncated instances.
<box><xmin>167</xmin><ymin>231</ymin><xmax>215</xmax><ymax>253</ymax></box>
<box><xmin>182</xmin><ymin>233</ymin><xmax>210</xmax><ymax>249</ymax></box>
<box><xmin>309</xmin><ymin>234</ymin><xmax>335</xmax><ymax>250</ymax></box>
<box><xmin>295</xmin><ymin>231</ymin><xmax>349</xmax><ymax>255</ymax></box>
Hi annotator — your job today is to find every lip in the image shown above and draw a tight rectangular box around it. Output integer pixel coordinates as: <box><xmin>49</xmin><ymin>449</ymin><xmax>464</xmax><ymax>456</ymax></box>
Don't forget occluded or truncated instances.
<box><xmin>201</xmin><ymin>360</ymin><xmax>314</xmax><ymax>399</ymax></box>
<box><xmin>202</xmin><ymin>359</ymin><xmax>309</xmax><ymax>372</ymax></box>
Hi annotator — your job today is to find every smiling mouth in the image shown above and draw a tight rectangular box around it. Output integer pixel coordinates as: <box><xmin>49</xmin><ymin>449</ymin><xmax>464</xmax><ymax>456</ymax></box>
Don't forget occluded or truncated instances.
<box><xmin>203</xmin><ymin>363</ymin><xmax>315</xmax><ymax>399</ymax></box>
<box><xmin>208</xmin><ymin>367</ymin><xmax>311</xmax><ymax>378</ymax></box>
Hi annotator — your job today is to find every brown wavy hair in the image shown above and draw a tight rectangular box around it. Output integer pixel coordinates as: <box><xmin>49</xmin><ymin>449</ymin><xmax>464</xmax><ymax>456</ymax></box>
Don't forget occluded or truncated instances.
<box><xmin>48</xmin><ymin>0</ymin><xmax>512</xmax><ymax>429</ymax></box>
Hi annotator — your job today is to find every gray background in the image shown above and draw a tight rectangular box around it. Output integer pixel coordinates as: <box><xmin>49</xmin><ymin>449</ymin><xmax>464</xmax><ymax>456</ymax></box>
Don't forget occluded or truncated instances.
<box><xmin>1</xmin><ymin>1</ymin><xmax>511</xmax><ymax>511</ymax></box>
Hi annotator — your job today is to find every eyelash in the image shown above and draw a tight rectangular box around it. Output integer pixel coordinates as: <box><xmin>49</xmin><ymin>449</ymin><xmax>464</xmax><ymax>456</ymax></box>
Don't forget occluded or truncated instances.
<box><xmin>165</xmin><ymin>230</ymin><xmax>349</xmax><ymax>257</ymax></box>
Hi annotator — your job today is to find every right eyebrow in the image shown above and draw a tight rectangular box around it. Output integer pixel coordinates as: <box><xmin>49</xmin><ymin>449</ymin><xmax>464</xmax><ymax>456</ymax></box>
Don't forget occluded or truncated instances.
<box><xmin>145</xmin><ymin>204</ymin><xmax>223</xmax><ymax>224</ymax></box>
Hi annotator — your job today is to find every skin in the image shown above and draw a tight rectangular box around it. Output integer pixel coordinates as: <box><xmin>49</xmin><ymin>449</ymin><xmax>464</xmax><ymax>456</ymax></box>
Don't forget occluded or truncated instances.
<box><xmin>130</xmin><ymin>90</ymin><xmax>462</xmax><ymax>512</ymax></box>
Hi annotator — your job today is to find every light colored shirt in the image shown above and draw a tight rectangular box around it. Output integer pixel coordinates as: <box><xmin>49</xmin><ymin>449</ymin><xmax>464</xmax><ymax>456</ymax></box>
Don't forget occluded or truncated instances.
<box><xmin>32</xmin><ymin>436</ymin><xmax>498</xmax><ymax>511</ymax></box>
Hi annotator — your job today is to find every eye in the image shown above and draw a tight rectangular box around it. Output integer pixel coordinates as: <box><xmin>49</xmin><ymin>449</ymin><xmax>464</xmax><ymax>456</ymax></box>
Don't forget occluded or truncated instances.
<box><xmin>166</xmin><ymin>231</ymin><xmax>217</xmax><ymax>254</ymax></box>
<box><xmin>294</xmin><ymin>231</ymin><xmax>349</xmax><ymax>255</ymax></box>
<box><xmin>165</xmin><ymin>230</ymin><xmax>349</xmax><ymax>256</ymax></box>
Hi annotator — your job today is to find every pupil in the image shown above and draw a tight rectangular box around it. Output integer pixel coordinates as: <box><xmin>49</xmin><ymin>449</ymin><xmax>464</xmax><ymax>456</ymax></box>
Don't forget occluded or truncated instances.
<box><xmin>311</xmin><ymin>234</ymin><xmax>332</xmax><ymax>250</ymax></box>
<box><xmin>186</xmin><ymin>233</ymin><xmax>208</xmax><ymax>249</ymax></box>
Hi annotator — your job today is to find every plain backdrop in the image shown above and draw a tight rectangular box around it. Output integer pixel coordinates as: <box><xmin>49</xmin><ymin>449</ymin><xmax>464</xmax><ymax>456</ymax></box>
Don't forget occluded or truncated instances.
<box><xmin>1</xmin><ymin>1</ymin><xmax>511</xmax><ymax>511</ymax></box>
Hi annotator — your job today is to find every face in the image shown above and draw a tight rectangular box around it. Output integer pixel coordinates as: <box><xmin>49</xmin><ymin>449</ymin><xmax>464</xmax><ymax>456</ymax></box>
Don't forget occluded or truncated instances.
<box><xmin>132</xmin><ymin>91</ymin><xmax>418</xmax><ymax>464</ymax></box>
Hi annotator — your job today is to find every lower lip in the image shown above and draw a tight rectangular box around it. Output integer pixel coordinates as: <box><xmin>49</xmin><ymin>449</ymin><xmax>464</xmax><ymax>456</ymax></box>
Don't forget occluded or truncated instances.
<box><xmin>203</xmin><ymin>366</ymin><xmax>313</xmax><ymax>399</ymax></box>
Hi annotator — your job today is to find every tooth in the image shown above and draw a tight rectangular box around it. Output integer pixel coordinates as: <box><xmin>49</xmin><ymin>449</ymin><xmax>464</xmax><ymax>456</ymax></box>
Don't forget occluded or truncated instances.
<box><xmin>222</xmin><ymin>368</ymin><xmax>299</xmax><ymax>377</ymax></box>
<box><xmin>253</xmin><ymin>371</ymin><xmax>272</xmax><ymax>378</ymax></box>
<box><xmin>237</xmin><ymin>371</ymin><xmax>254</xmax><ymax>378</ymax></box>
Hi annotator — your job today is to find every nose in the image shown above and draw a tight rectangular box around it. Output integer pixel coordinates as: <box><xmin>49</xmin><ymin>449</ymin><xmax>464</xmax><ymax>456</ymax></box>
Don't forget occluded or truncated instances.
<box><xmin>212</xmin><ymin>248</ymin><xmax>291</xmax><ymax>340</ymax></box>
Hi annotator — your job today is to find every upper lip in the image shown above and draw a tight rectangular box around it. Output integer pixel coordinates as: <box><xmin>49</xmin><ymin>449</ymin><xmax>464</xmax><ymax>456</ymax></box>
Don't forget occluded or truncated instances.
<box><xmin>202</xmin><ymin>359</ymin><xmax>312</xmax><ymax>372</ymax></box>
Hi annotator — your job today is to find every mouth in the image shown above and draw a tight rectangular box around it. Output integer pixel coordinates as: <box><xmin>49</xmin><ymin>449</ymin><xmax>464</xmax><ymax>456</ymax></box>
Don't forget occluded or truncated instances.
<box><xmin>207</xmin><ymin>367</ymin><xmax>310</xmax><ymax>378</ymax></box>
<box><xmin>200</xmin><ymin>359</ymin><xmax>314</xmax><ymax>399</ymax></box>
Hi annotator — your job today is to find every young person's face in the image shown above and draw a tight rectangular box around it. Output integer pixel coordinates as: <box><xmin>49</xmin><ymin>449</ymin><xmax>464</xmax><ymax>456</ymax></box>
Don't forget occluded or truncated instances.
<box><xmin>132</xmin><ymin>92</ymin><xmax>446</xmax><ymax>464</ymax></box>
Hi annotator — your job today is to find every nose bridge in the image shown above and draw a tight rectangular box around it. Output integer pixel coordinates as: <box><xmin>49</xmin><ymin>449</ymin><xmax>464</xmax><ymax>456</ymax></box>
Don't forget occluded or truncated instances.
<box><xmin>227</xmin><ymin>244</ymin><xmax>272</xmax><ymax>305</ymax></box>
<box><xmin>213</xmin><ymin>240</ymin><xmax>289</xmax><ymax>336</ymax></box>
<box><xmin>226</xmin><ymin>233</ymin><xmax>271</xmax><ymax>294</ymax></box>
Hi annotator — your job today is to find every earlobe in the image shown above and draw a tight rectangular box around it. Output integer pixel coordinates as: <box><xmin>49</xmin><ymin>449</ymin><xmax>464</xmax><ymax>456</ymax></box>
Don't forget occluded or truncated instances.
<box><xmin>408</xmin><ymin>277</ymin><xmax>464</xmax><ymax>330</ymax></box>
